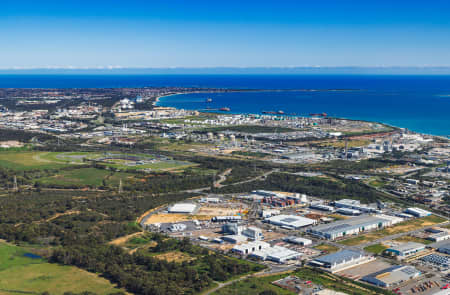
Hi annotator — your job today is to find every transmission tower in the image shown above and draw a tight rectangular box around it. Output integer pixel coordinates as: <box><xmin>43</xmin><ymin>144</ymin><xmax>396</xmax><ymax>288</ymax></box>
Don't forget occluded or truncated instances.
<box><xmin>13</xmin><ymin>175</ymin><xmax>18</xmax><ymax>192</ymax></box>
<box><xmin>118</xmin><ymin>178</ymin><xmax>123</xmax><ymax>194</ymax></box>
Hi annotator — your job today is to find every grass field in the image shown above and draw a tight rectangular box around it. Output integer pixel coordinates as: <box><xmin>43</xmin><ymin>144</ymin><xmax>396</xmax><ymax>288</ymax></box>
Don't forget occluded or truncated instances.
<box><xmin>212</xmin><ymin>268</ymin><xmax>390</xmax><ymax>295</ymax></box>
<box><xmin>364</xmin><ymin>243</ymin><xmax>388</xmax><ymax>254</ymax></box>
<box><xmin>36</xmin><ymin>167</ymin><xmax>135</xmax><ymax>187</ymax></box>
<box><xmin>393</xmin><ymin>235</ymin><xmax>433</xmax><ymax>245</ymax></box>
<box><xmin>0</xmin><ymin>242</ymin><xmax>123</xmax><ymax>294</ymax></box>
<box><xmin>0</xmin><ymin>150</ymin><xmax>195</xmax><ymax>172</ymax></box>
<box><xmin>339</xmin><ymin>215</ymin><xmax>446</xmax><ymax>246</ymax></box>
<box><xmin>313</xmin><ymin>243</ymin><xmax>340</xmax><ymax>253</ymax></box>
<box><xmin>211</xmin><ymin>273</ymin><xmax>294</xmax><ymax>295</ymax></box>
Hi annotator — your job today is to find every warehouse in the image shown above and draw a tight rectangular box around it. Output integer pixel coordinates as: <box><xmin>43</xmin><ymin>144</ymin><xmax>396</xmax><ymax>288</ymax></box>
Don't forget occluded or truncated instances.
<box><xmin>404</xmin><ymin>207</ymin><xmax>431</xmax><ymax>218</ymax></box>
<box><xmin>265</xmin><ymin>214</ymin><xmax>316</xmax><ymax>229</ymax></box>
<box><xmin>283</xmin><ymin>236</ymin><xmax>312</xmax><ymax>246</ymax></box>
<box><xmin>385</xmin><ymin>242</ymin><xmax>426</xmax><ymax>258</ymax></box>
<box><xmin>437</xmin><ymin>242</ymin><xmax>450</xmax><ymax>254</ymax></box>
<box><xmin>167</xmin><ymin>203</ymin><xmax>198</xmax><ymax>214</ymax></box>
<box><xmin>232</xmin><ymin>241</ymin><xmax>270</xmax><ymax>255</ymax></box>
<box><xmin>250</xmin><ymin>245</ymin><xmax>301</xmax><ymax>263</ymax></box>
<box><xmin>310</xmin><ymin>250</ymin><xmax>372</xmax><ymax>272</ymax></box>
<box><xmin>308</xmin><ymin>215</ymin><xmax>399</xmax><ymax>240</ymax></box>
<box><xmin>222</xmin><ymin>235</ymin><xmax>247</xmax><ymax>244</ymax></box>
<box><xmin>333</xmin><ymin>199</ymin><xmax>378</xmax><ymax>213</ymax></box>
<box><xmin>362</xmin><ymin>265</ymin><xmax>421</xmax><ymax>288</ymax></box>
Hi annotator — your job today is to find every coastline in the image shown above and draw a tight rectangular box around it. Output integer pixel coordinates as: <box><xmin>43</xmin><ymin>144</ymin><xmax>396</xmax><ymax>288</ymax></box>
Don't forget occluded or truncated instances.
<box><xmin>154</xmin><ymin>91</ymin><xmax>449</xmax><ymax>140</ymax></box>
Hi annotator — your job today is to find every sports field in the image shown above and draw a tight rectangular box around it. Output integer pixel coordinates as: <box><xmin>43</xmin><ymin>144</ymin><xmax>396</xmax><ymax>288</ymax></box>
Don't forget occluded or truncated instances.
<box><xmin>0</xmin><ymin>242</ymin><xmax>124</xmax><ymax>294</ymax></box>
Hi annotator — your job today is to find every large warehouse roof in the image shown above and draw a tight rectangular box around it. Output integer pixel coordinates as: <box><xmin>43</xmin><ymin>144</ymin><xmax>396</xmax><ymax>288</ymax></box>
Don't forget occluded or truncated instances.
<box><xmin>168</xmin><ymin>203</ymin><xmax>198</xmax><ymax>214</ymax></box>
<box><xmin>314</xmin><ymin>250</ymin><xmax>365</xmax><ymax>266</ymax></box>
<box><xmin>311</xmin><ymin>215</ymin><xmax>391</xmax><ymax>236</ymax></box>
<box><xmin>265</xmin><ymin>214</ymin><xmax>316</xmax><ymax>228</ymax></box>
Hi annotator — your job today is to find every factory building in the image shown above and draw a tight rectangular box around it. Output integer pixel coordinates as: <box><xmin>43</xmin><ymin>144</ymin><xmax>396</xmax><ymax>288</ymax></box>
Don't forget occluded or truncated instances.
<box><xmin>265</xmin><ymin>214</ymin><xmax>316</xmax><ymax>229</ymax></box>
<box><xmin>437</xmin><ymin>242</ymin><xmax>450</xmax><ymax>255</ymax></box>
<box><xmin>222</xmin><ymin>223</ymin><xmax>243</xmax><ymax>235</ymax></box>
<box><xmin>310</xmin><ymin>250</ymin><xmax>372</xmax><ymax>273</ymax></box>
<box><xmin>404</xmin><ymin>207</ymin><xmax>431</xmax><ymax>218</ymax></box>
<box><xmin>250</xmin><ymin>246</ymin><xmax>301</xmax><ymax>263</ymax></box>
<box><xmin>310</xmin><ymin>203</ymin><xmax>335</xmax><ymax>212</ymax></box>
<box><xmin>283</xmin><ymin>236</ymin><xmax>312</xmax><ymax>246</ymax></box>
<box><xmin>232</xmin><ymin>241</ymin><xmax>270</xmax><ymax>255</ymax></box>
<box><xmin>427</xmin><ymin>230</ymin><xmax>450</xmax><ymax>242</ymax></box>
<box><xmin>211</xmin><ymin>215</ymin><xmax>242</xmax><ymax>222</ymax></box>
<box><xmin>385</xmin><ymin>242</ymin><xmax>426</xmax><ymax>259</ymax></box>
<box><xmin>308</xmin><ymin>215</ymin><xmax>401</xmax><ymax>240</ymax></box>
<box><xmin>362</xmin><ymin>265</ymin><xmax>421</xmax><ymax>288</ymax></box>
<box><xmin>336</xmin><ymin>208</ymin><xmax>361</xmax><ymax>216</ymax></box>
<box><xmin>242</xmin><ymin>226</ymin><xmax>264</xmax><ymax>240</ymax></box>
<box><xmin>168</xmin><ymin>203</ymin><xmax>198</xmax><ymax>214</ymax></box>
<box><xmin>221</xmin><ymin>235</ymin><xmax>248</xmax><ymax>244</ymax></box>
<box><xmin>333</xmin><ymin>199</ymin><xmax>378</xmax><ymax>213</ymax></box>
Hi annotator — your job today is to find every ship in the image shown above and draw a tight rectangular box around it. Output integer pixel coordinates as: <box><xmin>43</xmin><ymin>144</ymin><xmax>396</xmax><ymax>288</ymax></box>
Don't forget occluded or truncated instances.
<box><xmin>219</xmin><ymin>107</ymin><xmax>230</xmax><ymax>112</ymax></box>
<box><xmin>262</xmin><ymin>110</ymin><xmax>284</xmax><ymax>115</ymax></box>
<box><xmin>309</xmin><ymin>112</ymin><xmax>327</xmax><ymax>117</ymax></box>
<box><xmin>206</xmin><ymin>98</ymin><xmax>213</xmax><ymax>103</ymax></box>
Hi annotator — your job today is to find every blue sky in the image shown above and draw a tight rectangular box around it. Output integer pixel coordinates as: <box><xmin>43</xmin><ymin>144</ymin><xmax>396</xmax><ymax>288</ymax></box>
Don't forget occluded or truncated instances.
<box><xmin>1</xmin><ymin>0</ymin><xmax>450</xmax><ymax>69</ymax></box>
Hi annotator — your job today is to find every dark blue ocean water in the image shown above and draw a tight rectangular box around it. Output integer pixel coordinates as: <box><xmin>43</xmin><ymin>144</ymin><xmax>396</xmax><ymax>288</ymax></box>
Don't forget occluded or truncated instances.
<box><xmin>0</xmin><ymin>74</ymin><xmax>449</xmax><ymax>135</ymax></box>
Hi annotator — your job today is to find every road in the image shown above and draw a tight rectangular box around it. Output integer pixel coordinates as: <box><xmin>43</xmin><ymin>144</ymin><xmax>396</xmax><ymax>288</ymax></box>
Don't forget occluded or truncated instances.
<box><xmin>202</xmin><ymin>263</ymin><xmax>296</xmax><ymax>295</ymax></box>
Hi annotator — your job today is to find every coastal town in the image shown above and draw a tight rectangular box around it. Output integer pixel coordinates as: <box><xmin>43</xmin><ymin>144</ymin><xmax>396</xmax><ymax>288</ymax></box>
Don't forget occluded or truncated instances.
<box><xmin>0</xmin><ymin>86</ymin><xmax>448</xmax><ymax>295</ymax></box>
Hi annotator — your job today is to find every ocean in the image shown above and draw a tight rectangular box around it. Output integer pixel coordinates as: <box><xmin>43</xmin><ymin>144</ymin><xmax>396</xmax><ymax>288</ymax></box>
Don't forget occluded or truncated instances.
<box><xmin>0</xmin><ymin>74</ymin><xmax>449</xmax><ymax>136</ymax></box>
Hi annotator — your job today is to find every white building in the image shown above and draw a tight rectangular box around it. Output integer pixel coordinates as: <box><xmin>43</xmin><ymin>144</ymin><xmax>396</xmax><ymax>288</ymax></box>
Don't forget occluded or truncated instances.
<box><xmin>232</xmin><ymin>241</ymin><xmax>270</xmax><ymax>255</ymax></box>
<box><xmin>250</xmin><ymin>245</ymin><xmax>301</xmax><ymax>263</ymax></box>
<box><xmin>168</xmin><ymin>203</ymin><xmax>198</xmax><ymax>214</ymax></box>
<box><xmin>283</xmin><ymin>236</ymin><xmax>312</xmax><ymax>246</ymax></box>
<box><xmin>265</xmin><ymin>214</ymin><xmax>316</xmax><ymax>229</ymax></box>
<box><xmin>404</xmin><ymin>207</ymin><xmax>431</xmax><ymax>218</ymax></box>
<box><xmin>385</xmin><ymin>242</ymin><xmax>426</xmax><ymax>259</ymax></box>
<box><xmin>242</xmin><ymin>226</ymin><xmax>263</xmax><ymax>240</ymax></box>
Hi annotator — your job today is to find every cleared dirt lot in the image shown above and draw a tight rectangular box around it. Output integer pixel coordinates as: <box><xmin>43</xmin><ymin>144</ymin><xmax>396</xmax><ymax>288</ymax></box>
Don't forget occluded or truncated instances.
<box><xmin>336</xmin><ymin>259</ymin><xmax>392</xmax><ymax>280</ymax></box>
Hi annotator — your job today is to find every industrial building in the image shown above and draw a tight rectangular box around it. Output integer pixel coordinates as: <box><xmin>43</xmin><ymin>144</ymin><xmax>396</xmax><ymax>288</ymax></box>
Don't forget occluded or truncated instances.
<box><xmin>333</xmin><ymin>199</ymin><xmax>378</xmax><ymax>213</ymax></box>
<box><xmin>222</xmin><ymin>223</ymin><xmax>243</xmax><ymax>235</ymax></box>
<box><xmin>283</xmin><ymin>236</ymin><xmax>312</xmax><ymax>246</ymax></box>
<box><xmin>222</xmin><ymin>235</ymin><xmax>248</xmax><ymax>244</ymax></box>
<box><xmin>404</xmin><ymin>207</ymin><xmax>431</xmax><ymax>218</ymax></box>
<box><xmin>310</xmin><ymin>250</ymin><xmax>372</xmax><ymax>272</ymax></box>
<box><xmin>428</xmin><ymin>231</ymin><xmax>450</xmax><ymax>242</ymax></box>
<box><xmin>211</xmin><ymin>215</ymin><xmax>242</xmax><ymax>222</ymax></box>
<box><xmin>232</xmin><ymin>241</ymin><xmax>270</xmax><ymax>255</ymax></box>
<box><xmin>250</xmin><ymin>245</ymin><xmax>301</xmax><ymax>263</ymax></box>
<box><xmin>385</xmin><ymin>242</ymin><xmax>426</xmax><ymax>258</ymax></box>
<box><xmin>308</xmin><ymin>215</ymin><xmax>401</xmax><ymax>240</ymax></box>
<box><xmin>362</xmin><ymin>265</ymin><xmax>421</xmax><ymax>288</ymax></box>
<box><xmin>437</xmin><ymin>242</ymin><xmax>450</xmax><ymax>255</ymax></box>
<box><xmin>310</xmin><ymin>203</ymin><xmax>335</xmax><ymax>212</ymax></box>
<box><xmin>265</xmin><ymin>214</ymin><xmax>316</xmax><ymax>229</ymax></box>
<box><xmin>242</xmin><ymin>226</ymin><xmax>264</xmax><ymax>240</ymax></box>
<box><xmin>167</xmin><ymin>203</ymin><xmax>198</xmax><ymax>214</ymax></box>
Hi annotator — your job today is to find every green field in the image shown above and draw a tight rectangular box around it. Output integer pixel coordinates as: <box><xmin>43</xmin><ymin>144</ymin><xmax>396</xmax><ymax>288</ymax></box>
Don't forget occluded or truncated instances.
<box><xmin>211</xmin><ymin>274</ymin><xmax>293</xmax><ymax>295</ymax></box>
<box><xmin>212</xmin><ymin>268</ymin><xmax>392</xmax><ymax>295</ymax></box>
<box><xmin>36</xmin><ymin>167</ymin><xmax>135</xmax><ymax>187</ymax></box>
<box><xmin>364</xmin><ymin>243</ymin><xmax>388</xmax><ymax>254</ymax></box>
<box><xmin>0</xmin><ymin>242</ymin><xmax>123</xmax><ymax>294</ymax></box>
<box><xmin>0</xmin><ymin>150</ymin><xmax>194</xmax><ymax>172</ymax></box>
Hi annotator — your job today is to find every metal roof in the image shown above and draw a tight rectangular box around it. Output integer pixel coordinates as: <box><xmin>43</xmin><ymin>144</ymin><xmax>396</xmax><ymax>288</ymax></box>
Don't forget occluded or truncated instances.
<box><xmin>314</xmin><ymin>250</ymin><xmax>365</xmax><ymax>265</ymax></box>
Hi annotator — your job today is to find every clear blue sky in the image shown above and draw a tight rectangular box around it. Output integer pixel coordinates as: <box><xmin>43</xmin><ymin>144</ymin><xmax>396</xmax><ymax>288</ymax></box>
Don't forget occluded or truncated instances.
<box><xmin>1</xmin><ymin>0</ymin><xmax>450</xmax><ymax>69</ymax></box>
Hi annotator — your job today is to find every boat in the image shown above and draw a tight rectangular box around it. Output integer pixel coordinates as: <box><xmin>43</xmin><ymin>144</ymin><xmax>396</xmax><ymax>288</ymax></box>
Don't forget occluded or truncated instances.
<box><xmin>262</xmin><ymin>110</ymin><xmax>284</xmax><ymax>115</ymax></box>
<box><xmin>206</xmin><ymin>98</ymin><xmax>213</xmax><ymax>103</ymax></box>
<box><xmin>309</xmin><ymin>112</ymin><xmax>327</xmax><ymax>117</ymax></box>
<box><xmin>219</xmin><ymin>107</ymin><xmax>230</xmax><ymax>111</ymax></box>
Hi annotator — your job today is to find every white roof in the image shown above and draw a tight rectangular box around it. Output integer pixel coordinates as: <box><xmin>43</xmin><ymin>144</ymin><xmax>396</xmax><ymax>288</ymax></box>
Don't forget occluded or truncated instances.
<box><xmin>265</xmin><ymin>214</ymin><xmax>315</xmax><ymax>228</ymax></box>
<box><xmin>168</xmin><ymin>203</ymin><xmax>197</xmax><ymax>213</ymax></box>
